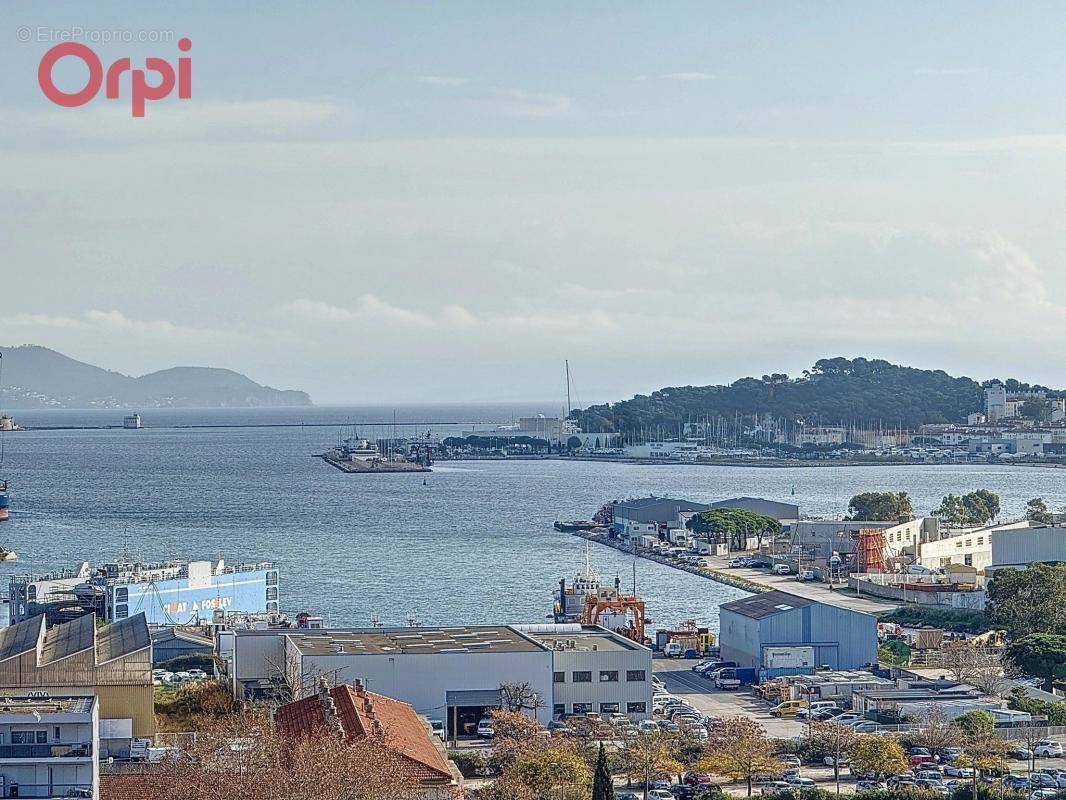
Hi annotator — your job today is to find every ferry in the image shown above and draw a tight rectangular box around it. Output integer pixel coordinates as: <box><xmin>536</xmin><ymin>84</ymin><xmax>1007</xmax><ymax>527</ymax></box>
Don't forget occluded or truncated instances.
<box><xmin>9</xmin><ymin>558</ymin><xmax>279</xmax><ymax>626</ymax></box>
<box><xmin>0</xmin><ymin>480</ymin><xmax>8</xmax><ymax>522</ymax></box>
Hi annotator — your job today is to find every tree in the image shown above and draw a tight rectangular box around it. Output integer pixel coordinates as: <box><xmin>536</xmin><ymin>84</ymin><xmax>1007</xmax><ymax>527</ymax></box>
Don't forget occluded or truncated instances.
<box><xmin>961</xmin><ymin>490</ymin><xmax>1000</xmax><ymax>526</ymax></box>
<box><xmin>153</xmin><ymin>708</ymin><xmax>422</xmax><ymax>800</ymax></box>
<box><xmin>500</xmin><ymin>681</ymin><xmax>546</xmax><ymax>714</ymax></box>
<box><xmin>487</xmin><ymin>710</ymin><xmax>549</xmax><ymax>773</ymax></box>
<box><xmin>592</xmin><ymin>743</ymin><xmax>615</xmax><ymax>800</ymax></box>
<box><xmin>696</xmin><ymin>717</ymin><xmax>781</xmax><ymax>797</ymax></box>
<box><xmin>909</xmin><ymin>706</ymin><xmax>960</xmax><ymax>753</ymax></box>
<box><xmin>618</xmin><ymin>733</ymin><xmax>683</xmax><ymax>800</ymax></box>
<box><xmin>514</xmin><ymin>748</ymin><xmax>590</xmax><ymax>800</ymax></box>
<box><xmin>986</xmin><ymin>564</ymin><xmax>1066</xmax><ymax>638</ymax></box>
<box><xmin>1019</xmin><ymin>398</ymin><xmax>1052</xmax><ymax>422</ymax></box>
<box><xmin>934</xmin><ymin>494</ymin><xmax>967</xmax><ymax>526</ymax></box>
<box><xmin>805</xmin><ymin>721</ymin><xmax>859</xmax><ymax>788</ymax></box>
<box><xmin>954</xmin><ymin>710</ymin><xmax>996</xmax><ymax>735</ymax></box>
<box><xmin>847</xmin><ymin>492</ymin><xmax>913</xmax><ymax>521</ymax></box>
<box><xmin>686</xmin><ymin>508</ymin><xmax>782</xmax><ymax>551</ymax></box>
<box><xmin>1006</xmin><ymin>633</ymin><xmax>1066</xmax><ymax>692</ymax></box>
<box><xmin>939</xmin><ymin>646</ymin><xmax>1015</xmax><ymax>698</ymax></box>
<box><xmin>959</xmin><ymin>725</ymin><xmax>1009</xmax><ymax>799</ymax></box>
<box><xmin>1025</xmin><ymin>498</ymin><xmax>1053</xmax><ymax>525</ymax></box>
<box><xmin>849</xmin><ymin>735</ymin><xmax>908</xmax><ymax>778</ymax></box>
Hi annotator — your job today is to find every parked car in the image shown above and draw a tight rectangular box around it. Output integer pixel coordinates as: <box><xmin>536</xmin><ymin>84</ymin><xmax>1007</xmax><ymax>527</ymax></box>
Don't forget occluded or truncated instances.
<box><xmin>1010</xmin><ymin>745</ymin><xmax>1035</xmax><ymax>760</ymax></box>
<box><xmin>943</xmin><ymin>764</ymin><xmax>974</xmax><ymax>778</ymax></box>
<box><xmin>824</xmin><ymin>755</ymin><xmax>850</xmax><ymax>767</ymax></box>
<box><xmin>797</xmin><ymin>570</ymin><xmax>816</xmax><ymax>581</ymax></box>
<box><xmin>1034</xmin><ymin>741</ymin><xmax>1064</xmax><ymax>758</ymax></box>
<box><xmin>772</xmin><ymin>564</ymin><xmax>792</xmax><ymax>575</ymax></box>
<box><xmin>1029</xmin><ymin>774</ymin><xmax>1061</xmax><ymax>790</ymax></box>
<box><xmin>940</xmin><ymin>747</ymin><xmax>964</xmax><ymax>762</ymax></box>
<box><xmin>476</xmin><ymin>718</ymin><xmax>494</xmax><ymax>739</ymax></box>
<box><xmin>857</xmin><ymin>781</ymin><xmax>888</xmax><ymax>792</ymax></box>
<box><xmin>915</xmin><ymin>778</ymin><xmax>950</xmax><ymax>795</ymax></box>
<box><xmin>908</xmin><ymin>747</ymin><xmax>937</xmax><ymax>767</ymax></box>
<box><xmin>776</xmin><ymin>755</ymin><xmax>802</xmax><ymax>769</ymax></box>
<box><xmin>1004</xmin><ymin>776</ymin><xmax>1032</xmax><ymax>791</ymax></box>
<box><xmin>849</xmin><ymin>721</ymin><xmax>879</xmax><ymax>733</ymax></box>
<box><xmin>761</xmin><ymin>782</ymin><xmax>793</xmax><ymax>795</ymax></box>
<box><xmin>648</xmin><ymin>791</ymin><xmax>674</xmax><ymax>800</ymax></box>
<box><xmin>663</xmin><ymin>642</ymin><xmax>684</xmax><ymax>658</ymax></box>
<box><xmin>769</xmin><ymin>701</ymin><xmax>809</xmax><ymax>717</ymax></box>
<box><xmin>796</xmin><ymin>701</ymin><xmax>839</xmax><ymax>719</ymax></box>
<box><xmin>785</xmin><ymin>777</ymin><xmax>817</xmax><ymax>788</ymax></box>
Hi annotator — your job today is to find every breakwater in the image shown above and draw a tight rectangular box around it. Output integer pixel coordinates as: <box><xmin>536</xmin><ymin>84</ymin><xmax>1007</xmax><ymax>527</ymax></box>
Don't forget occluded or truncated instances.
<box><xmin>568</xmin><ymin>529</ymin><xmax>768</xmax><ymax>595</ymax></box>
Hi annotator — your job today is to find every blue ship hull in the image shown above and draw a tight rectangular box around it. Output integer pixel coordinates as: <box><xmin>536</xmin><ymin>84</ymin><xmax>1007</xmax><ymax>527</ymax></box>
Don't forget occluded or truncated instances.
<box><xmin>0</xmin><ymin>488</ymin><xmax>8</xmax><ymax>521</ymax></box>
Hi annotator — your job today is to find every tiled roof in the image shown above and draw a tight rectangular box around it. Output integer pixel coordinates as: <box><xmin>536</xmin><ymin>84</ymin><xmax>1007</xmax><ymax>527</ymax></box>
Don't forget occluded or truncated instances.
<box><xmin>276</xmin><ymin>684</ymin><xmax>455</xmax><ymax>784</ymax></box>
<box><xmin>100</xmin><ymin>774</ymin><xmax>172</xmax><ymax>800</ymax></box>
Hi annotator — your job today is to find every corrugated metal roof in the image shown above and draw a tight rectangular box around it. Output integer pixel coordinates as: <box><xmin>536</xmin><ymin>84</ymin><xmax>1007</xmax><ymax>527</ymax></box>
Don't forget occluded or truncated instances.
<box><xmin>720</xmin><ymin>590</ymin><xmax>816</xmax><ymax>619</ymax></box>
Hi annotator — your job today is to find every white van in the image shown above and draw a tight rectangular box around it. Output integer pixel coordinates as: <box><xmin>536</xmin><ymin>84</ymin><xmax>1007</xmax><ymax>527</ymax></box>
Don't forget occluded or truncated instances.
<box><xmin>663</xmin><ymin>642</ymin><xmax>683</xmax><ymax>658</ymax></box>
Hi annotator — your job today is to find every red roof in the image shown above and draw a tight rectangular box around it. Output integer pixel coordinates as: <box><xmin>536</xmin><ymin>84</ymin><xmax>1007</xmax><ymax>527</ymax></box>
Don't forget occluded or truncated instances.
<box><xmin>275</xmin><ymin>684</ymin><xmax>456</xmax><ymax>784</ymax></box>
<box><xmin>100</xmin><ymin>774</ymin><xmax>171</xmax><ymax>800</ymax></box>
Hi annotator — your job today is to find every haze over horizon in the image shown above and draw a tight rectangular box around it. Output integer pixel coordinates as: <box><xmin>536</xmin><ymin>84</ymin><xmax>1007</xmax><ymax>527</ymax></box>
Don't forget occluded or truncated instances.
<box><xmin>6</xmin><ymin>3</ymin><xmax>1066</xmax><ymax>404</ymax></box>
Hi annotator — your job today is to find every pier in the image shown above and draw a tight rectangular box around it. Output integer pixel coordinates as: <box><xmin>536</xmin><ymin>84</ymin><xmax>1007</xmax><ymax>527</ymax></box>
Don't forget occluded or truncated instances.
<box><xmin>317</xmin><ymin>454</ymin><xmax>431</xmax><ymax>474</ymax></box>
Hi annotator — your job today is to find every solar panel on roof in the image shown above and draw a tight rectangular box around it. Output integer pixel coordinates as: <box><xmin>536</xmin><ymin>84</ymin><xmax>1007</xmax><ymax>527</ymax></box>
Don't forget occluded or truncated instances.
<box><xmin>0</xmin><ymin>616</ymin><xmax>43</xmax><ymax>662</ymax></box>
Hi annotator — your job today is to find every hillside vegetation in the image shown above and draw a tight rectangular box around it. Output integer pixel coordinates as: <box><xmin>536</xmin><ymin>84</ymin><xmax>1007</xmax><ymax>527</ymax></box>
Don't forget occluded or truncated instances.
<box><xmin>574</xmin><ymin>357</ymin><xmax>992</xmax><ymax>432</ymax></box>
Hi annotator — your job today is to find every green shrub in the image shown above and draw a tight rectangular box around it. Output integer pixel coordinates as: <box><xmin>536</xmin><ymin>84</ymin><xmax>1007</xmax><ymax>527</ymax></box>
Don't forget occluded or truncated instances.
<box><xmin>447</xmin><ymin>749</ymin><xmax>485</xmax><ymax>778</ymax></box>
<box><xmin>878</xmin><ymin>606</ymin><xmax>990</xmax><ymax>634</ymax></box>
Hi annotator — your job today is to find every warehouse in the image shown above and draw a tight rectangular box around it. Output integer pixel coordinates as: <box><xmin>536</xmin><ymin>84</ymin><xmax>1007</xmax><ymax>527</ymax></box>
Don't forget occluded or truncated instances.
<box><xmin>516</xmin><ymin>624</ymin><xmax>653</xmax><ymax>719</ymax></box>
<box><xmin>222</xmin><ymin>623</ymin><xmax>652</xmax><ymax>736</ymax></box>
<box><xmin>719</xmin><ymin>591</ymin><xmax>878</xmax><ymax>675</ymax></box>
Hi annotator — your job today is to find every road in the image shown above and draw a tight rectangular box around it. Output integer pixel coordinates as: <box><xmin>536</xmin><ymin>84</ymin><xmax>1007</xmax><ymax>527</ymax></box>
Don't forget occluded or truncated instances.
<box><xmin>700</xmin><ymin>554</ymin><xmax>897</xmax><ymax>615</ymax></box>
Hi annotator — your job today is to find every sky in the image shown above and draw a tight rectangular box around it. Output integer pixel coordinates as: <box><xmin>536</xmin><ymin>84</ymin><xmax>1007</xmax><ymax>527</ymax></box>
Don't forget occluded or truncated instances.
<box><xmin>4</xmin><ymin>2</ymin><xmax>1066</xmax><ymax>405</ymax></box>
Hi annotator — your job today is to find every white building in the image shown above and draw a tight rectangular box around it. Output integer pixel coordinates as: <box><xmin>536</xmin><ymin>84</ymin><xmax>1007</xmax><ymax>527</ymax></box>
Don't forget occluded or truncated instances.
<box><xmin>989</xmin><ymin>525</ymin><xmax>1066</xmax><ymax>572</ymax></box>
<box><xmin>917</xmin><ymin>520</ymin><xmax>1032</xmax><ymax>572</ymax></box>
<box><xmin>0</xmin><ymin>694</ymin><xmax>99</xmax><ymax>799</ymax></box>
<box><xmin>985</xmin><ymin>385</ymin><xmax>1008</xmax><ymax>421</ymax></box>
<box><xmin>222</xmin><ymin>623</ymin><xmax>651</xmax><ymax>737</ymax></box>
<box><xmin>517</xmin><ymin>625</ymin><xmax>652</xmax><ymax>719</ymax></box>
<box><xmin>793</xmin><ymin>426</ymin><xmax>846</xmax><ymax>446</ymax></box>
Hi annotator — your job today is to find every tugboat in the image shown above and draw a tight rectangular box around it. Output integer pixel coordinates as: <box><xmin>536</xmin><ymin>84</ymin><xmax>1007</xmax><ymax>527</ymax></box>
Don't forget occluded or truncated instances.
<box><xmin>552</xmin><ymin>544</ymin><xmax>649</xmax><ymax>645</ymax></box>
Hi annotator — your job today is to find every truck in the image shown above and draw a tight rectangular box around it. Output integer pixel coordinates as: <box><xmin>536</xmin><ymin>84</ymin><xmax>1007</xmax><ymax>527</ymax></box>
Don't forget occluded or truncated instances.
<box><xmin>714</xmin><ymin>668</ymin><xmax>741</xmax><ymax>691</ymax></box>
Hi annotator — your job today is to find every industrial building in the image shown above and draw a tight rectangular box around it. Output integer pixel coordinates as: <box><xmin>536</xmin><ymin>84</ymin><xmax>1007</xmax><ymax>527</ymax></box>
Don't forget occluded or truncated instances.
<box><xmin>0</xmin><ymin>694</ymin><xmax>99</xmax><ymax>799</ymax></box>
<box><xmin>0</xmin><ymin>613</ymin><xmax>154</xmax><ymax>758</ymax></box>
<box><xmin>609</xmin><ymin>497</ymin><xmax>712</xmax><ymax>540</ymax></box>
<box><xmin>149</xmin><ymin>626</ymin><xmax>215</xmax><ymax>667</ymax></box>
<box><xmin>989</xmin><ymin>524</ymin><xmax>1066</xmax><ymax>572</ymax></box>
<box><xmin>517</xmin><ymin>625</ymin><xmax>652</xmax><ymax>719</ymax></box>
<box><xmin>719</xmin><ymin>591</ymin><xmax>878</xmax><ymax>675</ymax></box>
<box><xmin>221</xmin><ymin>623</ymin><xmax>652</xmax><ymax>736</ymax></box>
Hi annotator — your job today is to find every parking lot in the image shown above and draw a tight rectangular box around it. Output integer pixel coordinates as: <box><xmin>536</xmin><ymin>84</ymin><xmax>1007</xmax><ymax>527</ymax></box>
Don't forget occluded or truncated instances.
<box><xmin>654</xmin><ymin>658</ymin><xmax>805</xmax><ymax>739</ymax></box>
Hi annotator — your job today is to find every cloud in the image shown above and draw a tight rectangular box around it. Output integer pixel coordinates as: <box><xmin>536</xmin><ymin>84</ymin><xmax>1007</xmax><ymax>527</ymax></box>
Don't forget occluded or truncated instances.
<box><xmin>490</xmin><ymin>89</ymin><xmax>572</xmax><ymax>118</ymax></box>
<box><xmin>4</xmin><ymin>310</ymin><xmax>230</xmax><ymax>342</ymax></box>
<box><xmin>415</xmin><ymin>75</ymin><xmax>468</xmax><ymax>87</ymax></box>
<box><xmin>280</xmin><ymin>295</ymin><xmax>456</xmax><ymax>328</ymax></box>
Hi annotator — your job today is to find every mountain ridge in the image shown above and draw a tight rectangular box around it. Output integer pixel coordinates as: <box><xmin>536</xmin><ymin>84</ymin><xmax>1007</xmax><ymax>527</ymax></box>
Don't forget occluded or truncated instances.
<box><xmin>0</xmin><ymin>345</ymin><xmax>312</xmax><ymax>409</ymax></box>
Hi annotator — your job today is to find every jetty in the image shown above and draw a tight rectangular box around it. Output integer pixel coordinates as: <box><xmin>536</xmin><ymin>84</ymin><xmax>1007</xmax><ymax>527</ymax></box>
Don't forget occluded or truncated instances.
<box><xmin>317</xmin><ymin>454</ymin><xmax>430</xmax><ymax>474</ymax></box>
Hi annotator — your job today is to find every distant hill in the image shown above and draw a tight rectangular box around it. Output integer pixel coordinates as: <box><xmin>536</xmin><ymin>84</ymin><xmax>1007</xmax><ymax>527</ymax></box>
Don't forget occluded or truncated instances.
<box><xmin>573</xmin><ymin>357</ymin><xmax>1031</xmax><ymax>432</ymax></box>
<box><xmin>0</xmin><ymin>345</ymin><xmax>311</xmax><ymax>408</ymax></box>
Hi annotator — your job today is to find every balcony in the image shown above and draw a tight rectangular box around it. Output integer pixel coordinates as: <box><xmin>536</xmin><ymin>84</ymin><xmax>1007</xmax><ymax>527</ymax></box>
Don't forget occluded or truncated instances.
<box><xmin>0</xmin><ymin>742</ymin><xmax>93</xmax><ymax>759</ymax></box>
<box><xmin>0</xmin><ymin>783</ymin><xmax>93</xmax><ymax>798</ymax></box>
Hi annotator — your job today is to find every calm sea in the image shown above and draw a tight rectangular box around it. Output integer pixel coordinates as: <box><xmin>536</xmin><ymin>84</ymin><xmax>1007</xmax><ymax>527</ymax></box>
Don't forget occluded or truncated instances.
<box><xmin>1</xmin><ymin>405</ymin><xmax>1063</xmax><ymax>633</ymax></box>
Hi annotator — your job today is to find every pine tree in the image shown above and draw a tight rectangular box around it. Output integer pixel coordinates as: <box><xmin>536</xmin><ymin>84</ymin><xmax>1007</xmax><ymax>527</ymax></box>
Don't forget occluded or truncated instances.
<box><xmin>592</xmin><ymin>742</ymin><xmax>615</xmax><ymax>800</ymax></box>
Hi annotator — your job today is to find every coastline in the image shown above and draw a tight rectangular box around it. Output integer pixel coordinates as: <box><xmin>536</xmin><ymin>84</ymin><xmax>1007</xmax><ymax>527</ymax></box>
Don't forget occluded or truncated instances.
<box><xmin>566</xmin><ymin>529</ymin><xmax>769</xmax><ymax>595</ymax></box>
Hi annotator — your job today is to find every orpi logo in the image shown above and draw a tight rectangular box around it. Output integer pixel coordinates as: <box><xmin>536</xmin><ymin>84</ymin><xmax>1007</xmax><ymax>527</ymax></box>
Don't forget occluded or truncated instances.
<box><xmin>38</xmin><ymin>38</ymin><xmax>191</xmax><ymax>117</ymax></box>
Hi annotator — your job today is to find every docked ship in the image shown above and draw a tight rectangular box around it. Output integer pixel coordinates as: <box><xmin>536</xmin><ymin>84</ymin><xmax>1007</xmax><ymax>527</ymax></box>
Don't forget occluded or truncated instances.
<box><xmin>0</xmin><ymin>480</ymin><xmax>8</xmax><ymax>522</ymax></box>
<box><xmin>9</xmin><ymin>558</ymin><xmax>280</xmax><ymax>626</ymax></box>
<box><xmin>552</xmin><ymin>545</ymin><xmax>649</xmax><ymax>644</ymax></box>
